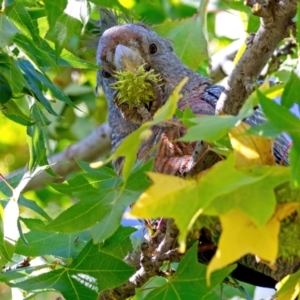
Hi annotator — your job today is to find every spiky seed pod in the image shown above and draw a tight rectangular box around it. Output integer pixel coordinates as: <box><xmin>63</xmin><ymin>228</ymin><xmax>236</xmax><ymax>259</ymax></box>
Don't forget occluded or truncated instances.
<box><xmin>110</xmin><ymin>65</ymin><xmax>162</xmax><ymax>109</ymax></box>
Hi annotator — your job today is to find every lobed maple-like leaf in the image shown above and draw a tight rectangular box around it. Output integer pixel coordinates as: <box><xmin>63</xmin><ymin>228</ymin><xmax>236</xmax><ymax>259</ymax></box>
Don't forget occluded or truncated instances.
<box><xmin>207</xmin><ymin>203</ymin><xmax>300</xmax><ymax>282</ymax></box>
<box><xmin>9</xmin><ymin>227</ymin><xmax>135</xmax><ymax>299</ymax></box>
<box><xmin>129</xmin><ymin>156</ymin><xmax>290</xmax><ymax>250</ymax></box>
<box><xmin>143</xmin><ymin>243</ymin><xmax>235</xmax><ymax>300</ymax></box>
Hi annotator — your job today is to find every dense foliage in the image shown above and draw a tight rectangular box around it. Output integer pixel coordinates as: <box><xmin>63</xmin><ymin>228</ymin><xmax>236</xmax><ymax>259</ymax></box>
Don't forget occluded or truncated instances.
<box><xmin>0</xmin><ymin>0</ymin><xmax>300</xmax><ymax>299</ymax></box>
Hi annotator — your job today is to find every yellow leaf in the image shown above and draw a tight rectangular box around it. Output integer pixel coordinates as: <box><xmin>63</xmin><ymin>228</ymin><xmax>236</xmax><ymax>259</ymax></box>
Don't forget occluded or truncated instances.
<box><xmin>275</xmin><ymin>270</ymin><xmax>300</xmax><ymax>300</ymax></box>
<box><xmin>274</xmin><ymin>202</ymin><xmax>300</xmax><ymax>222</ymax></box>
<box><xmin>129</xmin><ymin>172</ymin><xmax>195</xmax><ymax>216</ymax></box>
<box><xmin>229</xmin><ymin>122</ymin><xmax>275</xmax><ymax>167</ymax></box>
<box><xmin>207</xmin><ymin>202</ymin><xmax>300</xmax><ymax>283</ymax></box>
<box><xmin>127</xmin><ymin>171</ymin><xmax>199</xmax><ymax>251</ymax></box>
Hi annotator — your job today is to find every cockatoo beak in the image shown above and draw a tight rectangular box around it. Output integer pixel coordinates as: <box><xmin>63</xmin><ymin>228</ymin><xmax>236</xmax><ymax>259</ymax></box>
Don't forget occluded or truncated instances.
<box><xmin>114</xmin><ymin>44</ymin><xmax>145</xmax><ymax>72</ymax></box>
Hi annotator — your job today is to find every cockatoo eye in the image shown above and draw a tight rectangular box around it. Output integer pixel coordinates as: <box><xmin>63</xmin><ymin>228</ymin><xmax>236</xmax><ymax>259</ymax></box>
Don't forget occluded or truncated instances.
<box><xmin>102</xmin><ymin>70</ymin><xmax>112</xmax><ymax>78</ymax></box>
<box><xmin>149</xmin><ymin>43</ymin><xmax>158</xmax><ymax>54</ymax></box>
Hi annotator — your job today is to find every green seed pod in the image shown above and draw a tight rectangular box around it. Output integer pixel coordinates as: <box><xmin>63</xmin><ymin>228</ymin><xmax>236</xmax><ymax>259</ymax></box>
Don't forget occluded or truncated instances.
<box><xmin>110</xmin><ymin>65</ymin><xmax>162</xmax><ymax>109</ymax></box>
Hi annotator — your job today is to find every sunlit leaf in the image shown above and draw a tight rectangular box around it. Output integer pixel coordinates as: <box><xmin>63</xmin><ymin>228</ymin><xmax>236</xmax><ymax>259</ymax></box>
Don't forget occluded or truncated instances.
<box><xmin>6</xmin><ymin>0</ymin><xmax>39</xmax><ymax>40</ymax></box>
<box><xmin>1</xmin><ymin>99</ymin><xmax>34</xmax><ymax>126</ymax></box>
<box><xmin>207</xmin><ymin>203</ymin><xmax>300</xmax><ymax>281</ymax></box>
<box><xmin>46</xmin><ymin>13</ymin><xmax>82</xmax><ymax>57</ymax></box>
<box><xmin>275</xmin><ymin>268</ymin><xmax>300</xmax><ymax>300</ymax></box>
<box><xmin>43</xmin><ymin>0</ymin><xmax>68</xmax><ymax>32</ymax></box>
<box><xmin>229</xmin><ymin>122</ymin><xmax>275</xmax><ymax>167</ymax></box>
<box><xmin>129</xmin><ymin>156</ymin><xmax>289</xmax><ymax>250</ymax></box>
<box><xmin>59</xmin><ymin>48</ymin><xmax>100</xmax><ymax>69</ymax></box>
<box><xmin>204</xmin><ymin>165</ymin><xmax>290</xmax><ymax>225</ymax></box>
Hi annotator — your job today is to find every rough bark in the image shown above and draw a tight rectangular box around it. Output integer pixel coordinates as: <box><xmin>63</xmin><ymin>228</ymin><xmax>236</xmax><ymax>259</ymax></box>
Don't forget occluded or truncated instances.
<box><xmin>216</xmin><ymin>0</ymin><xmax>298</xmax><ymax>115</ymax></box>
<box><xmin>98</xmin><ymin>220</ymin><xmax>181</xmax><ymax>300</ymax></box>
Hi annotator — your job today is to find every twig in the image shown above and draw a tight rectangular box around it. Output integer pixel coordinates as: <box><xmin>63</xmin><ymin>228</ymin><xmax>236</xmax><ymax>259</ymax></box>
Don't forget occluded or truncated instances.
<box><xmin>98</xmin><ymin>219</ymin><xmax>181</xmax><ymax>300</ymax></box>
<box><xmin>216</xmin><ymin>0</ymin><xmax>298</xmax><ymax>115</ymax></box>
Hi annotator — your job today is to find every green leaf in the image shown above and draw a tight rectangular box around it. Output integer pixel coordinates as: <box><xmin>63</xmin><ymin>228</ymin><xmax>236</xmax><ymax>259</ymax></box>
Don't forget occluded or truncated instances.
<box><xmin>281</xmin><ymin>72</ymin><xmax>300</xmax><ymax>109</ymax></box>
<box><xmin>258</xmin><ymin>90</ymin><xmax>300</xmax><ymax>136</ymax></box>
<box><xmin>0</xmin><ymin>13</ymin><xmax>20</xmax><ymax>46</ymax></box>
<box><xmin>44</xmin><ymin>162</ymin><xmax>150</xmax><ymax>243</ymax></box>
<box><xmin>246</xmin><ymin>121</ymin><xmax>282</xmax><ymax>138</ymax></box>
<box><xmin>289</xmin><ymin>140</ymin><xmax>300</xmax><ymax>188</ymax></box>
<box><xmin>98</xmin><ymin>226</ymin><xmax>136</xmax><ymax>260</ymax></box>
<box><xmin>144</xmin><ymin>243</ymin><xmax>235</xmax><ymax>300</ymax></box>
<box><xmin>12</xmin><ymin>228</ymin><xmax>135</xmax><ymax>298</ymax></box>
<box><xmin>0</xmin><ymin>53</ymin><xmax>28</xmax><ymax>94</ymax></box>
<box><xmin>47</xmin><ymin>166</ymin><xmax>117</xmax><ymax>196</ymax></box>
<box><xmin>90</xmin><ymin>162</ymin><xmax>151</xmax><ymax>243</ymax></box>
<box><xmin>11</xmin><ymin>269</ymin><xmax>98</xmax><ymax>299</ymax></box>
<box><xmin>0</xmin><ymin>265</ymin><xmax>45</xmax><ymax>283</ymax></box>
<box><xmin>19</xmin><ymin>196</ymin><xmax>51</xmax><ymax>221</ymax></box>
<box><xmin>0</xmin><ymin>172</ymin><xmax>23</xmax><ymax>200</ymax></box>
<box><xmin>222</xmin><ymin>0</ymin><xmax>251</xmax><ymax>12</ymax></box>
<box><xmin>0</xmin><ymin>204</ymin><xmax>10</xmax><ymax>263</ymax></box>
<box><xmin>18</xmin><ymin>60</ymin><xmax>75</xmax><ymax>109</ymax></box>
<box><xmin>46</xmin><ymin>13</ymin><xmax>82</xmax><ymax>57</ymax></box>
<box><xmin>31</xmin><ymin>102</ymin><xmax>51</xmax><ymax>126</ymax></box>
<box><xmin>26</xmin><ymin>123</ymin><xmax>56</xmax><ymax>174</ymax></box>
<box><xmin>258</xmin><ymin>90</ymin><xmax>300</xmax><ymax>186</ymax></box>
<box><xmin>180</xmin><ymin>115</ymin><xmax>239</xmax><ymax>143</ymax></box>
<box><xmin>43</xmin><ymin>0</ymin><xmax>68</xmax><ymax>31</ymax></box>
<box><xmin>0</xmin><ymin>76</ymin><xmax>12</xmax><ymax>104</ymax></box>
<box><xmin>59</xmin><ymin>48</ymin><xmax>100</xmax><ymax>69</ymax></box>
<box><xmin>41</xmin><ymin>191</ymin><xmax>111</xmax><ymax>234</ymax></box>
<box><xmin>179</xmin><ymin>87</ymin><xmax>255</xmax><ymax>143</ymax></box>
<box><xmin>130</xmin><ymin>157</ymin><xmax>289</xmax><ymax>249</ymax></box>
<box><xmin>14</xmin><ymin>33</ymin><xmax>57</xmax><ymax>69</ymax></box>
<box><xmin>16</xmin><ymin>222</ymin><xmax>91</xmax><ymax>259</ymax></box>
<box><xmin>6</xmin><ymin>0</ymin><xmax>39</xmax><ymax>40</ymax></box>
<box><xmin>70</xmin><ymin>229</ymin><xmax>134</xmax><ymax>294</ymax></box>
<box><xmin>204</xmin><ymin>165</ymin><xmax>290</xmax><ymax>224</ymax></box>
<box><xmin>1</xmin><ymin>99</ymin><xmax>34</xmax><ymax>126</ymax></box>
<box><xmin>88</xmin><ymin>0</ymin><xmax>127</xmax><ymax>12</ymax></box>
<box><xmin>154</xmin><ymin>15</ymin><xmax>208</xmax><ymax>70</ymax></box>
<box><xmin>275</xmin><ymin>267</ymin><xmax>300</xmax><ymax>299</ymax></box>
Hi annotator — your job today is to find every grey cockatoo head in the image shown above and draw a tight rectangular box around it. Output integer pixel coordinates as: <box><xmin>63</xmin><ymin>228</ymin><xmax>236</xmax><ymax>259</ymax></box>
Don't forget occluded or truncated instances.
<box><xmin>96</xmin><ymin>18</ymin><xmax>209</xmax><ymax>125</ymax></box>
<box><xmin>97</xmin><ymin>23</ymin><xmax>175</xmax><ymax>124</ymax></box>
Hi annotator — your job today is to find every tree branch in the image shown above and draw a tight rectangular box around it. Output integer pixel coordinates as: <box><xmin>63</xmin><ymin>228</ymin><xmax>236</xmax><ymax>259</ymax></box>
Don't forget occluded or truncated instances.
<box><xmin>5</xmin><ymin>123</ymin><xmax>111</xmax><ymax>191</ymax></box>
<box><xmin>98</xmin><ymin>219</ymin><xmax>181</xmax><ymax>300</ymax></box>
<box><xmin>209</xmin><ymin>39</ymin><xmax>243</xmax><ymax>83</ymax></box>
<box><xmin>216</xmin><ymin>0</ymin><xmax>298</xmax><ymax>115</ymax></box>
